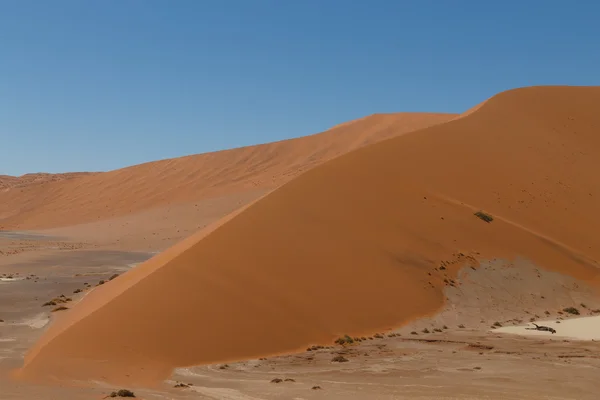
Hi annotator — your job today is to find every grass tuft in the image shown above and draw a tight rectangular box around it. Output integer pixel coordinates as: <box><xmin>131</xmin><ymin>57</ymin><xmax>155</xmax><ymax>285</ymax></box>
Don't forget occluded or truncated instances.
<box><xmin>474</xmin><ymin>211</ymin><xmax>494</xmax><ymax>223</ymax></box>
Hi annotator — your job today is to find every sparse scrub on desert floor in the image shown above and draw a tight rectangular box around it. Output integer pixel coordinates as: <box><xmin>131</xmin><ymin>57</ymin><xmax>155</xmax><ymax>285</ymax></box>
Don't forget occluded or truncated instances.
<box><xmin>334</xmin><ymin>334</ymin><xmax>354</xmax><ymax>345</ymax></box>
<box><xmin>331</xmin><ymin>355</ymin><xmax>349</xmax><ymax>363</ymax></box>
<box><xmin>174</xmin><ymin>382</ymin><xmax>190</xmax><ymax>388</ymax></box>
<box><xmin>52</xmin><ymin>306</ymin><xmax>69</xmax><ymax>312</ymax></box>
<box><xmin>492</xmin><ymin>321</ymin><xmax>502</xmax><ymax>327</ymax></box>
<box><xmin>474</xmin><ymin>211</ymin><xmax>494</xmax><ymax>223</ymax></box>
<box><xmin>563</xmin><ymin>307</ymin><xmax>580</xmax><ymax>315</ymax></box>
<box><xmin>421</xmin><ymin>328</ymin><xmax>430</xmax><ymax>333</ymax></box>
<box><xmin>411</xmin><ymin>331</ymin><xmax>418</xmax><ymax>335</ymax></box>
<box><xmin>468</xmin><ymin>343</ymin><xmax>494</xmax><ymax>350</ymax></box>
<box><xmin>458</xmin><ymin>324</ymin><xmax>465</xmax><ymax>328</ymax></box>
<box><xmin>433</xmin><ymin>328</ymin><xmax>442</xmax><ymax>332</ymax></box>
<box><xmin>312</xmin><ymin>386</ymin><xmax>322</xmax><ymax>390</ymax></box>
<box><xmin>591</xmin><ymin>309</ymin><xmax>600</xmax><ymax>314</ymax></box>
<box><xmin>373</xmin><ymin>333</ymin><xmax>384</xmax><ymax>339</ymax></box>
<box><xmin>580</xmin><ymin>303</ymin><xmax>587</xmax><ymax>308</ymax></box>
<box><xmin>107</xmin><ymin>389</ymin><xmax>135</xmax><ymax>398</ymax></box>
<box><xmin>271</xmin><ymin>378</ymin><xmax>283</xmax><ymax>383</ymax></box>
<box><xmin>42</xmin><ymin>295</ymin><xmax>72</xmax><ymax>307</ymax></box>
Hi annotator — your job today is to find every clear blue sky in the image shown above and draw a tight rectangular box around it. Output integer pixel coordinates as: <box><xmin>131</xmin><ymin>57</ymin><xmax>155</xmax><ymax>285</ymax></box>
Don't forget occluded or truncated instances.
<box><xmin>2</xmin><ymin>1</ymin><xmax>599</xmax><ymax>176</ymax></box>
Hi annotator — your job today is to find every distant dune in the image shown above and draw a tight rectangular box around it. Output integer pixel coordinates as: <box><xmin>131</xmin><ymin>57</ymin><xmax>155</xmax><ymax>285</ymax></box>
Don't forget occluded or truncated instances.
<box><xmin>0</xmin><ymin>113</ymin><xmax>454</xmax><ymax>230</ymax></box>
<box><xmin>0</xmin><ymin>172</ymin><xmax>95</xmax><ymax>191</ymax></box>
<box><xmin>15</xmin><ymin>86</ymin><xmax>600</xmax><ymax>386</ymax></box>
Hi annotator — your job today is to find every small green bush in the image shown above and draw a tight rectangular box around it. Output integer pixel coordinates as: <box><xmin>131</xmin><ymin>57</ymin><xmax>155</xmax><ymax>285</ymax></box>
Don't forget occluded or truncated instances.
<box><xmin>331</xmin><ymin>355</ymin><xmax>349</xmax><ymax>363</ymax></box>
<box><xmin>109</xmin><ymin>389</ymin><xmax>135</xmax><ymax>398</ymax></box>
<box><xmin>474</xmin><ymin>211</ymin><xmax>494</xmax><ymax>223</ymax></box>
<box><xmin>334</xmin><ymin>334</ymin><xmax>354</xmax><ymax>345</ymax></box>
<box><xmin>563</xmin><ymin>307</ymin><xmax>580</xmax><ymax>315</ymax></box>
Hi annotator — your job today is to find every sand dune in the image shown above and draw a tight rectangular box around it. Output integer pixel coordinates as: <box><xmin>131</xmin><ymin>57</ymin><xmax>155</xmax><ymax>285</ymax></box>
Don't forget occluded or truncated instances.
<box><xmin>0</xmin><ymin>172</ymin><xmax>94</xmax><ymax>191</ymax></box>
<box><xmin>15</xmin><ymin>86</ymin><xmax>600</xmax><ymax>386</ymax></box>
<box><xmin>0</xmin><ymin>112</ymin><xmax>454</xmax><ymax>230</ymax></box>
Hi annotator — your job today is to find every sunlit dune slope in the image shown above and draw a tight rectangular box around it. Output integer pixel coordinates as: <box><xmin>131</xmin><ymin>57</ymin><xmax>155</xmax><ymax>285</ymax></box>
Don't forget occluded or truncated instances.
<box><xmin>17</xmin><ymin>86</ymin><xmax>600</xmax><ymax>385</ymax></box>
<box><xmin>0</xmin><ymin>113</ymin><xmax>454</xmax><ymax>229</ymax></box>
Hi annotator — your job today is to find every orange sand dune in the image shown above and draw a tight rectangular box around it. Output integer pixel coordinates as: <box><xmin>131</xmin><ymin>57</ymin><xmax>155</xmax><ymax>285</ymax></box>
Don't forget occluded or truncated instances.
<box><xmin>16</xmin><ymin>86</ymin><xmax>600</xmax><ymax>386</ymax></box>
<box><xmin>0</xmin><ymin>172</ymin><xmax>95</xmax><ymax>191</ymax></box>
<box><xmin>0</xmin><ymin>112</ymin><xmax>454</xmax><ymax>230</ymax></box>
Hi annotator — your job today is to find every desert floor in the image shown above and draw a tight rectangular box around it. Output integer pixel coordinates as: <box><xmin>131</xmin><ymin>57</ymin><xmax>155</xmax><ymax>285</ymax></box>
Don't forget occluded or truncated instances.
<box><xmin>2</xmin><ymin>220</ymin><xmax>599</xmax><ymax>400</ymax></box>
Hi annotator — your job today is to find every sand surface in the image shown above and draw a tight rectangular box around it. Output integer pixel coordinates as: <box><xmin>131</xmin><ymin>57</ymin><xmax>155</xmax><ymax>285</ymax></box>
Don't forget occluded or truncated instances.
<box><xmin>495</xmin><ymin>316</ymin><xmax>600</xmax><ymax>340</ymax></box>
<box><xmin>9</xmin><ymin>85</ymin><xmax>600</xmax><ymax>387</ymax></box>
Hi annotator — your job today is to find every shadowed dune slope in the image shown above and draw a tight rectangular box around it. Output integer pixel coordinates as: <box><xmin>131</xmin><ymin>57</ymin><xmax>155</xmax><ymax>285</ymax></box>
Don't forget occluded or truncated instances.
<box><xmin>17</xmin><ymin>86</ymin><xmax>600</xmax><ymax>385</ymax></box>
<box><xmin>0</xmin><ymin>112</ymin><xmax>454</xmax><ymax>229</ymax></box>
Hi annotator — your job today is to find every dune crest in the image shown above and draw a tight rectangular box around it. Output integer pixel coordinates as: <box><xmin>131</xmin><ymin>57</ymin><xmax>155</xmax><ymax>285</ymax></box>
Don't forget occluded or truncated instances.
<box><xmin>16</xmin><ymin>86</ymin><xmax>600</xmax><ymax>386</ymax></box>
